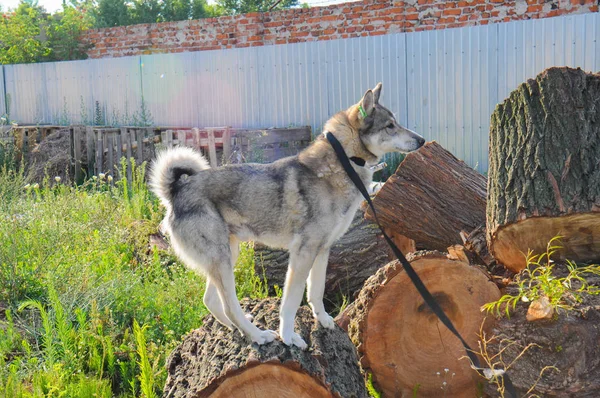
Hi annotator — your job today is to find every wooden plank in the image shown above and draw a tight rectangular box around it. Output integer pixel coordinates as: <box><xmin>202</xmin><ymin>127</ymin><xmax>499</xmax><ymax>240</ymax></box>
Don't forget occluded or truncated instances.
<box><xmin>146</xmin><ymin>127</ymin><xmax>155</xmax><ymax>161</ymax></box>
<box><xmin>73</xmin><ymin>126</ymin><xmax>83</xmax><ymax>183</ymax></box>
<box><xmin>136</xmin><ymin>129</ymin><xmax>143</xmax><ymax>164</ymax></box>
<box><xmin>106</xmin><ymin>131</ymin><xmax>114</xmax><ymax>181</ymax></box>
<box><xmin>125</xmin><ymin>128</ymin><xmax>133</xmax><ymax>183</ymax></box>
<box><xmin>179</xmin><ymin>130</ymin><xmax>189</xmax><ymax>147</ymax></box>
<box><xmin>96</xmin><ymin>130</ymin><xmax>104</xmax><ymax>176</ymax></box>
<box><xmin>86</xmin><ymin>126</ymin><xmax>95</xmax><ymax>174</ymax></box>
<box><xmin>207</xmin><ymin>129</ymin><xmax>218</xmax><ymax>168</ymax></box>
<box><xmin>222</xmin><ymin>127</ymin><xmax>231</xmax><ymax>165</ymax></box>
<box><xmin>116</xmin><ymin>128</ymin><xmax>124</xmax><ymax>177</ymax></box>
<box><xmin>22</xmin><ymin>129</ymin><xmax>29</xmax><ymax>168</ymax></box>
<box><xmin>102</xmin><ymin>127</ymin><xmax>108</xmax><ymax>154</ymax></box>
<box><xmin>192</xmin><ymin>128</ymin><xmax>200</xmax><ymax>149</ymax></box>
<box><xmin>234</xmin><ymin>128</ymin><xmax>312</xmax><ymax>146</ymax></box>
<box><xmin>166</xmin><ymin>129</ymin><xmax>173</xmax><ymax>148</ymax></box>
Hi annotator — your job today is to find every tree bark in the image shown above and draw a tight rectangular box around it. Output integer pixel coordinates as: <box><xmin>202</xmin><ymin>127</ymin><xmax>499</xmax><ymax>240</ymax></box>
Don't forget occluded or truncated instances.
<box><xmin>365</xmin><ymin>141</ymin><xmax>487</xmax><ymax>252</ymax></box>
<box><xmin>164</xmin><ymin>298</ymin><xmax>368</xmax><ymax>398</ymax></box>
<box><xmin>487</xmin><ymin>67</ymin><xmax>600</xmax><ymax>273</ymax></box>
<box><xmin>483</xmin><ymin>276</ymin><xmax>600</xmax><ymax>397</ymax></box>
<box><xmin>346</xmin><ymin>251</ymin><xmax>501</xmax><ymax>397</ymax></box>
<box><xmin>254</xmin><ymin>210</ymin><xmax>395</xmax><ymax>309</ymax></box>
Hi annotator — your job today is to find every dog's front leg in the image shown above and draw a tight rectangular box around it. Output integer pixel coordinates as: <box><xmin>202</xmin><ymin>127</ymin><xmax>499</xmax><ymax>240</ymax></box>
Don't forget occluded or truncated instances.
<box><xmin>306</xmin><ymin>248</ymin><xmax>336</xmax><ymax>329</ymax></box>
<box><xmin>279</xmin><ymin>248</ymin><xmax>316</xmax><ymax>350</ymax></box>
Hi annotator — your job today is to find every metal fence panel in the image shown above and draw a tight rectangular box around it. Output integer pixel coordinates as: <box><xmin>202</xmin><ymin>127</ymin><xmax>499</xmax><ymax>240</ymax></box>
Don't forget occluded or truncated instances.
<box><xmin>141</xmin><ymin>48</ymin><xmax>261</xmax><ymax>128</ymax></box>
<box><xmin>3</xmin><ymin>13</ymin><xmax>600</xmax><ymax>170</ymax></box>
<box><xmin>0</xmin><ymin>66</ymin><xmax>5</xmax><ymax>118</ymax></box>
<box><xmin>4</xmin><ymin>57</ymin><xmax>141</xmax><ymax>126</ymax></box>
<box><xmin>497</xmin><ymin>13</ymin><xmax>599</xmax><ymax>103</ymax></box>
<box><xmin>406</xmin><ymin>24</ymin><xmax>499</xmax><ymax>171</ymax></box>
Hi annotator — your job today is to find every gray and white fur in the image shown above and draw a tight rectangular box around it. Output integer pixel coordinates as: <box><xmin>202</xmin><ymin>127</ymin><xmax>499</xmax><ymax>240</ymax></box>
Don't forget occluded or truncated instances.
<box><xmin>149</xmin><ymin>83</ymin><xmax>425</xmax><ymax>349</ymax></box>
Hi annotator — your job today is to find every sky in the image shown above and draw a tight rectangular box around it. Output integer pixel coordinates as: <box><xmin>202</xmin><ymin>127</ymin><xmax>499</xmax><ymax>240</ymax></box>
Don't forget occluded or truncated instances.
<box><xmin>0</xmin><ymin>0</ymin><xmax>348</xmax><ymax>13</ymax></box>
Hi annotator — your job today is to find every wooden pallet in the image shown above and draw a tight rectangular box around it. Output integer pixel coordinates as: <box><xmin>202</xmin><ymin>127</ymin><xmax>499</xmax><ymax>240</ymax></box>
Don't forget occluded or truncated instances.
<box><xmin>71</xmin><ymin>125</ymin><xmax>312</xmax><ymax>183</ymax></box>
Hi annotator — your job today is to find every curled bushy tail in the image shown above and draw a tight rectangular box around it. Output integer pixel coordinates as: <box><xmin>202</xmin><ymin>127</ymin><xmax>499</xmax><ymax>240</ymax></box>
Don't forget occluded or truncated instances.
<box><xmin>149</xmin><ymin>147</ymin><xmax>210</xmax><ymax>205</ymax></box>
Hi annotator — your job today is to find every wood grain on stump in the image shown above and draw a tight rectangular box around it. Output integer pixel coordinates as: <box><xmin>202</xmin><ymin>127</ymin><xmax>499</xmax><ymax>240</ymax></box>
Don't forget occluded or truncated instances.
<box><xmin>488</xmin><ymin>67</ymin><xmax>600</xmax><ymax>272</ymax></box>
<box><xmin>164</xmin><ymin>298</ymin><xmax>368</xmax><ymax>398</ymax></box>
<box><xmin>365</xmin><ymin>141</ymin><xmax>487</xmax><ymax>252</ymax></box>
<box><xmin>347</xmin><ymin>252</ymin><xmax>500</xmax><ymax>397</ymax></box>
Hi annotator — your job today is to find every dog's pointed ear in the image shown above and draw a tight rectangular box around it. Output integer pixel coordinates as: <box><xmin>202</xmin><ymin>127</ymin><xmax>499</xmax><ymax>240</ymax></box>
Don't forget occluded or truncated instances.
<box><xmin>373</xmin><ymin>83</ymin><xmax>382</xmax><ymax>104</ymax></box>
<box><xmin>359</xmin><ymin>89</ymin><xmax>375</xmax><ymax>118</ymax></box>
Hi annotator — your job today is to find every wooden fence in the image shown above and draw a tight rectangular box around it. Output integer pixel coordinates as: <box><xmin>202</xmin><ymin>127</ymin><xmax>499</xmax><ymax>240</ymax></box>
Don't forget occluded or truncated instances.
<box><xmin>1</xmin><ymin>125</ymin><xmax>63</xmax><ymax>163</ymax></box>
<box><xmin>71</xmin><ymin>125</ymin><xmax>312</xmax><ymax>182</ymax></box>
<box><xmin>0</xmin><ymin>124</ymin><xmax>311</xmax><ymax>182</ymax></box>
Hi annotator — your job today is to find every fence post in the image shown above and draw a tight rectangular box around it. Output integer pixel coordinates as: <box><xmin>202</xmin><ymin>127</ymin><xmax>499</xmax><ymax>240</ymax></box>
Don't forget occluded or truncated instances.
<box><xmin>222</xmin><ymin>127</ymin><xmax>231</xmax><ymax>165</ymax></box>
<box><xmin>96</xmin><ymin>129</ymin><xmax>103</xmax><ymax>176</ymax></box>
<box><xmin>86</xmin><ymin>126</ymin><xmax>95</xmax><ymax>176</ymax></box>
<box><xmin>136</xmin><ymin>129</ymin><xmax>143</xmax><ymax>164</ymax></box>
<box><xmin>106</xmin><ymin>130</ymin><xmax>114</xmax><ymax>182</ymax></box>
<box><xmin>73</xmin><ymin>126</ymin><xmax>83</xmax><ymax>183</ymax></box>
<box><xmin>207</xmin><ymin>129</ymin><xmax>217</xmax><ymax>167</ymax></box>
<box><xmin>124</xmin><ymin>127</ymin><xmax>133</xmax><ymax>183</ymax></box>
<box><xmin>116</xmin><ymin>128</ymin><xmax>123</xmax><ymax>179</ymax></box>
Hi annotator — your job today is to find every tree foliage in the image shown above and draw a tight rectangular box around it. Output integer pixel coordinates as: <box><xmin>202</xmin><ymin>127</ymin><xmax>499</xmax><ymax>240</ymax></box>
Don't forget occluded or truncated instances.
<box><xmin>0</xmin><ymin>0</ymin><xmax>299</xmax><ymax>64</ymax></box>
<box><xmin>93</xmin><ymin>0</ymin><xmax>219</xmax><ymax>27</ymax></box>
<box><xmin>0</xmin><ymin>2</ymin><xmax>48</xmax><ymax>64</ymax></box>
<box><xmin>46</xmin><ymin>5</ymin><xmax>94</xmax><ymax>61</ymax></box>
<box><xmin>216</xmin><ymin>0</ymin><xmax>298</xmax><ymax>15</ymax></box>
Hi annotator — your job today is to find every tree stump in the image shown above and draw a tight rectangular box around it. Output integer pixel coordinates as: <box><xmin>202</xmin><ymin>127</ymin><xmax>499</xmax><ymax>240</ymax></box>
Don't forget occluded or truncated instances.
<box><xmin>483</xmin><ymin>276</ymin><xmax>600</xmax><ymax>397</ymax></box>
<box><xmin>164</xmin><ymin>298</ymin><xmax>368</xmax><ymax>398</ymax></box>
<box><xmin>254</xmin><ymin>210</ymin><xmax>394</xmax><ymax>309</ymax></box>
<box><xmin>488</xmin><ymin>67</ymin><xmax>600</xmax><ymax>273</ymax></box>
<box><xmin>347</xmin><ymin>252</ymin><xmax>501</xmax><ymax>397</ymax></box>
<box><xmin>365</xmin><ymin>141</ymin><xmax>487</xmax><ymax>253</ymax></box>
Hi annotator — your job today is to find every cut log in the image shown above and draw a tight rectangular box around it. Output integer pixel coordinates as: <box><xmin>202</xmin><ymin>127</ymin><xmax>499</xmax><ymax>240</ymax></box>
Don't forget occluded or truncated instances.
<box><xmin>488</xmin><ymin>67</ymin><xmax>600</xmax><ymax>273</ymax></box>
<box><xmin>347</xmin><ymin>251</ymin><xmax>501</xmax><ymax>397</ymax></box>
<box><xmin>254</xmin><ymin>209</ymin><xmax>395</xmax><ymax>309</ymax></box>
<box><xmin>164</xmin><ymin>298</ymin><xmax>368</xmax><ymax>398</ymax></box>
<box><xmin>483</xmin><ymin>274</ymin><xmax>600</xmax><ymax>397</ymax></box>
<box><xmin>365</xmin><ymin>141</ymin><xmax>487</xmax><ymax>253</ymax></box>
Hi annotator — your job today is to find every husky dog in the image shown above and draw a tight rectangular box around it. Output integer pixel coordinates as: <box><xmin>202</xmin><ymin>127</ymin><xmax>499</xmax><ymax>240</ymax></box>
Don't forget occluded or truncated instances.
<box><xmin>150</xmin><ymin>83</ymin><xmax>424</xmax><ymax>349</ymax></box>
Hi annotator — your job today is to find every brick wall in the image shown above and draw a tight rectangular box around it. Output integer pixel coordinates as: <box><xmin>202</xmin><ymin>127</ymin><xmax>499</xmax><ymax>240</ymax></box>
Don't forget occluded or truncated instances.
<box><xmin>84</xmin><ymin>0</ymin><xmax>598</xmax><ymax>59</ymax></box>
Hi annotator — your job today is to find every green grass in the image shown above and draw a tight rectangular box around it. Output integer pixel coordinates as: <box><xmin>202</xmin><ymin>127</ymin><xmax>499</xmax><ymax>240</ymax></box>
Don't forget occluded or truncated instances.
<box><xmin>482</xmin><ymin>236</ymin><xmax>600</xmax><ymax>318</ymax></box>
<box><xmin>0</xmin><ymin>153</ymin><xmax>269</xmax><ymax>397</ymax></box>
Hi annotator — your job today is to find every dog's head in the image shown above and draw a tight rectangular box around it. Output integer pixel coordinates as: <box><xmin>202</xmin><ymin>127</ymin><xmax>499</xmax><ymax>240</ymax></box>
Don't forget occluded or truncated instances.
<box><xmin>354</xmin><ymin>83</ymin><xmax>425</xmax><ymax>157</ymax></box>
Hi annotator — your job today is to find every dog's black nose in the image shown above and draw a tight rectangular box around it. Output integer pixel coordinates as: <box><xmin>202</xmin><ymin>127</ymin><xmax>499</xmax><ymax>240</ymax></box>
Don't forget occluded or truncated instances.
<box><xmin>417</xmin><ymin>136</ymin><xmax>426</xmax><ymax>148</ymax></box>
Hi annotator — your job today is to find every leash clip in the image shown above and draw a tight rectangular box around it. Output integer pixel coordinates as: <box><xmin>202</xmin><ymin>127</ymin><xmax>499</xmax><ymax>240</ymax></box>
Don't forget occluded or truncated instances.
<box><xmin>370</xmin><ymin>162</ymin><xmax>387</xmax><ymax>172</ymax></box>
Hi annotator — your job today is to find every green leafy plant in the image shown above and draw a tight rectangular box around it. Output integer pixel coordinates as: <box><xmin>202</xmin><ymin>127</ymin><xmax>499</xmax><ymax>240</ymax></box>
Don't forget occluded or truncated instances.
<box><xmin>94</xmin><ymin>100</ymin><xmax>105</xmax><ymax>126</ymax></box>
<box><xmin>132</xmin><ymin>97</ymin><xmax>153</xmax><ymax>127</ymax></box>
<box><xmin>482</xmin><ymin>236</ymin><xmax>600</xmax><ymax>318</ymax></box>
<box><xmin>133</xmin><ymin>320</ymin><xmax>158</xmax><ymax>398</ymax></box>
<box><xmin>366</xmin><ymin>372</ymin><xmax>381</xmax><ymax>398</ymax></box>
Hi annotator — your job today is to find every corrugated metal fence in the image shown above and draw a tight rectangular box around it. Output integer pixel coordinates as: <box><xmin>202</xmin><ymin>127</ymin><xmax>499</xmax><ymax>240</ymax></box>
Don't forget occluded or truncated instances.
<box><xmin>2</xmin><ymin>13</ymin><xmax>600</xmax><ymax>171</ymax></box>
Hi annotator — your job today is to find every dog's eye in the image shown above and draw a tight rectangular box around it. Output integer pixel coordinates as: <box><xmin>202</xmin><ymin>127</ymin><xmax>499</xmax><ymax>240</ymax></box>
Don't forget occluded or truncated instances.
<box><xmin>387</xmin><ymin>123</ymin><xmax>394</xmax><ymax>129</ymax></box>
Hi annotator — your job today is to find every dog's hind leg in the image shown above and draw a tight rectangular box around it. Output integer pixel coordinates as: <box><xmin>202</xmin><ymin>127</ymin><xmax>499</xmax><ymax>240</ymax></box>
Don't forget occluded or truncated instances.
<box><xmin>279</xmin><ymin>244</ymin><xmax>319</xmax><ymax>350</ymax></box>
<box><xmin>203</xmin><ymin>278</ymin><xmax>233</xmax><ymax>329</ymax></box>
<box><xmin>306</xmin><ymin>247</ymin><xmax>336</xmax><ymax>329</ymax></box>
<box><xmin>209</xmin><ymin>263</ymin><xmax>278</xmax><ymax>345</ymax></box>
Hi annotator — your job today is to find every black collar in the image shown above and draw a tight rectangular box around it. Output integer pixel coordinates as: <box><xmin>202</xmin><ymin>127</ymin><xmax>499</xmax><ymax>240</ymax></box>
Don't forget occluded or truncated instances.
<box><xmin>322</xmin><ymin>131</ymin><xmax>369</xmax><ymax>167</ymax></box>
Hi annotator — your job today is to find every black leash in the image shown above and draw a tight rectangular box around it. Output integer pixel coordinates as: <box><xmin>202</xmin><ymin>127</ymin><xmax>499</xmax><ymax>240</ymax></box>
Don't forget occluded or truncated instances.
<box><xmin>325</xmin><ymin>132</ymin><xmax>518</xmax><ymax>398</ymax></box>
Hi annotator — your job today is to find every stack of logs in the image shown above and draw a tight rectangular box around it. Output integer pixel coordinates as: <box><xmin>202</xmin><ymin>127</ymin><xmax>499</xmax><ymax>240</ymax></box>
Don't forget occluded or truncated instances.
<box><xmin>164</xmin><ymin>67</ymin><xmax>600</xmax><ymax>397</ymax></box>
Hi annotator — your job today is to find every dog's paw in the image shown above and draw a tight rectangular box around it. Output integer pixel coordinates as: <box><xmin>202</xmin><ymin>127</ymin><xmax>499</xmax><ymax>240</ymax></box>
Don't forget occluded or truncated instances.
<box><xmin>317</xmin><ymin>313</ymin><xmax>336</xmax><ymax>330</ymax></box>
<box><xmin>280</xmin><ymin>331</ymin><xmax>308</xmax><ymax>350</ymax></box>
<box><xmin>250</xmin><ymin>329</ymin><xmax>277</xmax><ymax>345</ymax></box>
